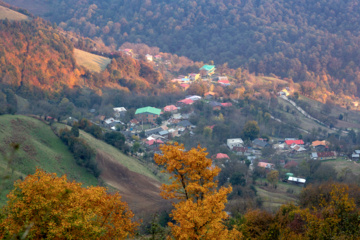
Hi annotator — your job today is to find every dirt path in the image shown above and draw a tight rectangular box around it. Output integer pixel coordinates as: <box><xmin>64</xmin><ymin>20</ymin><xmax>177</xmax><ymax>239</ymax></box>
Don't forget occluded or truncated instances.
<box><xmin>96</xmin><ymin>150</ymin><xmax>171</xmax><ymax>215</ymax></box>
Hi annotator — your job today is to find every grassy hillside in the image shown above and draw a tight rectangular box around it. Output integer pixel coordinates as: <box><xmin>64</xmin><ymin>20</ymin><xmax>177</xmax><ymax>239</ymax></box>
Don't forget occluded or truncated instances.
<box><xmin>53</xmin><ymin>123</ymin><xmax>169</xmax><ymax>214</ymax></box>
<box><xmin>0</xmin><ymin>115</ymin><xmax>98</xmax><ymax>205</ymax></box>
<box><xmin>54</xmin><ymin>122</ymin><xmax>161</xmax><ymax>182</ymax></box>
<box><xmin>0</xmin><ymin>5</ymin><xmax>30</xmax><ymax>21</ymax></box>
<box><xmin>74</xmin><ymin>48</ymin><xmax>111</xmax><ymax>73</ymax></box>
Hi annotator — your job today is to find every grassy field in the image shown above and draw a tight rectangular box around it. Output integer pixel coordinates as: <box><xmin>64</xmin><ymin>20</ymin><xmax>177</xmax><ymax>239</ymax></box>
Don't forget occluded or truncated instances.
<box><xmin>299</xmin><ymin>95</ymin><xmax>360</xmax><ymax>129</ymax></box>
<box><xmin>74</xmin><ymin>48</ymin><xmax>111</xmax><ymax>73</ymax></box>
<box><xmin>258</xmin><ymin>76</ymin><xmax>288</xmax><ymax>85</ymax></box>
<box><xmin>0</xmin><ymin>115</ymin><xmax>99</xmax><ymax>205</ymax></box>
<box><xmin>54</xmin><ymin>123</ymin><xmax>163</xmax><ymax>182</ymax></box>
<box><xmin>277</xmin><ymin>97</ymin><xmax>334</xmax><ymax>134</ymax></box>
<box><xmin>255</xmin><ymin>180</ymin><xmax>302</xmax><ymax>211</ymax></box>
<box><xmin>0</xmin><ymin>5</ymin><xmax>30</xmax><ymax>21</ymax></box>
<box><xmin>323</xmin><ymin>158</ymin><xmax>360</xmax><ymax>176</ymax></box>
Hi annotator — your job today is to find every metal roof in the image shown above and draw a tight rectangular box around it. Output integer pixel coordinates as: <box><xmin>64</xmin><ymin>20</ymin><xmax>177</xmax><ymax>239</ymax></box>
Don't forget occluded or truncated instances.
<box><xmin>135</xmin><ymin>106</ymin><xmax>161</xmax><ymax>115</ymax></box>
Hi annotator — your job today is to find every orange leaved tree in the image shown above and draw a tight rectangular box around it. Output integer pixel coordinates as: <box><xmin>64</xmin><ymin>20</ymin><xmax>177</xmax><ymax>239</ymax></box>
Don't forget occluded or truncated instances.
<box><xmin>155</xmin><ymin>143</ymin><xmax>242</xmax><ymax>239</ymax></box>
<box><xmin>0</xmin><ymin>169</ymin><xmax>138</xmax><ymax>239</ymax></box>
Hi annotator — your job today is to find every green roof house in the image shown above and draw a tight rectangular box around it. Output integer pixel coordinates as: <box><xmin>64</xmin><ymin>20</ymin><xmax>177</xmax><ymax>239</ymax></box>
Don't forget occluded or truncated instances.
<box><xmin>135</xmin><ymin>106</ymin><xmax>161</xmax><ymax>124</ymax></box>
<box><xmin>199</xmin><ymin>65</ymin><xmax>216</xmax><ymax>76</ymax></box>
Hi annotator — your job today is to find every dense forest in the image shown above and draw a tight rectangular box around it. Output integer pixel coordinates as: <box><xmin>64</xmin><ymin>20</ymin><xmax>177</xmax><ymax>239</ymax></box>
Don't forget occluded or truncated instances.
<box><xmin>0</xmin><ymin>17</ymin><xmax>170</xmax><ymax>98</ymax></box>
<box><xmin>0</xmin><ymin>18</ymin><xmax>79</xmax><ymax>96</ymax></box>
<box><xmin>11</xmin><ymin>0</ymin><xmax>360</xmax><ymax>97</ymax></box>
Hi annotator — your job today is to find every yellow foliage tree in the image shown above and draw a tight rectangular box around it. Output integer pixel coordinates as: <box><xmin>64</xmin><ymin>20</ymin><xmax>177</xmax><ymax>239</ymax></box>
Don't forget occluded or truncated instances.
<box><xmin>155</xmin><ymin>143</ymin><xmax>242</xmax><ymax>240</ymax></box>
<box><xmin>0</xmin><ymin>169</ymin><xmax>138</xmax><ymax>239</ymax></box>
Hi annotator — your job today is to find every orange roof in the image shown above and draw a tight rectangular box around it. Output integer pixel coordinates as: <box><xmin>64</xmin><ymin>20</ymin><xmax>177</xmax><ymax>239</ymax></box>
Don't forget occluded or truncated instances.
<box><xmin>180</xmin><ymin>84</ymin><xmax>190</xmax><ymax>89</ymax></box>
<box><xmin>216</xmin><ymin>153</ymin><xmax>229</xmax><ymax>159</ymax></box>
<box><xmin>221</xmin><ymin>102</ymin><xmax>232</xmax><ymax>107</ymax></box>
<box><xmin>258</xmin><ymin>162</ymin><xmax>274</xmax><ymax>168</ymax></box>
<box><xmin>312</xmin><ymin>140</ymin><xmax>328</xmax><ymax>147</ymax></box>
<box><xmin>205</xmin><ymin>91</ymin><xmax>216</xmax><ymax>96</ymax></box>
<box><xmin>285</xmin><ymin>140</ymin><xmax>304</xmax><ymax>145</ymax></box>
<box><xmin>178</xmin><ymin>98</ymin><xmax>194</xmax><ymax>105</ymax></box>
<box><xmin>164</xmin><ymin>105</ymin><xmax>178</xmax><ymax>112</ymax></box>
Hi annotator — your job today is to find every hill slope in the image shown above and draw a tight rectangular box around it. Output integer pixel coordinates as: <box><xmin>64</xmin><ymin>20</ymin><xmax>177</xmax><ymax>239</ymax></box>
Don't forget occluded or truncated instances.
<box><xmin>53</xmin><ymin>123</ymin><xmax>169</xmax><ymax>214</ymax></box>
<box><xmin>9</xmin><ymin>0</ymin><xmax>360</xmax><ymax>97</ymax></box>
<box><xmin>0</xmin><ymin>15</ymin><xmax>167</xmax><ymax>96</ymax></box>
<box><xmin>0</xmin><ymin>116</ymin><xmax>169</xmax><ymax>213</ymax></box>
<box><xmin>74</xmin><ymin>48</ymin><xmax>111</xmax><ymax>73</ymax></box>
<box><xmin>0</xmin><ymin>5</ymin><xmax>30</xmax><ymax>21</ymax></box>
<box><xmin>0</xmin><ymin>115</ymin><xmax>98</xmax><ymax>204</ymax></box>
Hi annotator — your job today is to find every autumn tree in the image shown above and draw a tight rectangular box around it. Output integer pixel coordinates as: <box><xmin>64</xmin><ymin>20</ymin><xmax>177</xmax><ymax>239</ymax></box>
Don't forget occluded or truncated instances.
<box><xmin>267</xmin><ymin>170</ymin><xmax>279</xmax><ymax>188</ymax></box>
<box><xmin>240</xmin><ymin>183</ymin><xmax>360</xmax><ymax>239</ymax></box>
<box><xmin>242</xmin><ymin>120</ymin><xmax>260</xmax><ymax>140</ymax></box>
<box><xmin>0</xmin><ymin>169</ymin><xmax>138</xmax><ymax>239</ymax></box>
<box><xmin>154</xmin><ymin>143</ymin><xmax>242</xmax><ymax>240</ymax></box>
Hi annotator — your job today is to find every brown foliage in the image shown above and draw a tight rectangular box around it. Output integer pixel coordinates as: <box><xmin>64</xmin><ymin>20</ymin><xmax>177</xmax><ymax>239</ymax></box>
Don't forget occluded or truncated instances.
<box><xmin>0</xmin><ymin>169</ymin><xmax>138</xmax><ymax>239</ymax></box>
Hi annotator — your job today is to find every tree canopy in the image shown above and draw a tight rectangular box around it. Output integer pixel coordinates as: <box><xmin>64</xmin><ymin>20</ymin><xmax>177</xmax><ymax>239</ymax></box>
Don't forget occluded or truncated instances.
<box><xmin>0</xmin><ymin>169</ymin><xmax>138</xmax><ymax>239</ymax></box>
<box><xmin>154</xmin><ymin>143</ymin><xmax>241</xmax><ymax>239</ymax></box>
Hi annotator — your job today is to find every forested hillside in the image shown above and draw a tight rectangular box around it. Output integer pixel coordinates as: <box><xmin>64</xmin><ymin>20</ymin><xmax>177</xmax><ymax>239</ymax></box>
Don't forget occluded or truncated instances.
<box><xmin>0</xmin><ymin>18</ymin><xmax>80</xmax><ymax>96</ymax></box>
<box><xmin>10</xmin><ymin>0</ymin><xmax>360</xmax><ymax>97</ymax></box>
<box><xmin>0</xmin><ymin>17</ymin><xmax>168</xmax><ymax>97</ymax></box>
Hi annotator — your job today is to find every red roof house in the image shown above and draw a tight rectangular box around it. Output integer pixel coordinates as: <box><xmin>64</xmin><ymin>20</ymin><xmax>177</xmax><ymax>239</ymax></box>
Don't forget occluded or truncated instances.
<box><xmin>164</xmin><ymin>105</ymin><xmax>178</xmax><ymax>112</ymax></box>
<box><xmin>221</xmin><ymin>102</ymin><xmax>233</xmax><ymax>107</ymax></box>
<box><xmin>180</xmin><ymin>84</ymin><xmax>190</xmax><ymax>90</ymax></box>
<box><xmin>215</xmin><ymin>153</ymin><xmax>230</xmax><ymax>159</ymax></box>
<box><xmin>285</xmin><ymin>140</ymin><xmax>304</xmax><ymax>145</ymax></box>
<box><xmin>177</xmin><ymin>98</ymin><xmax>194</xmax><ymax>105</ymax></box>
<box><xmin>146</xmin><ymin>139</ymin><xmax>164</xmax><ymax>146</ymax></box>
<box><xmin>218</xmin><ymin>79</ymin><xmax>230</xmax><ymax>85</ymax></box>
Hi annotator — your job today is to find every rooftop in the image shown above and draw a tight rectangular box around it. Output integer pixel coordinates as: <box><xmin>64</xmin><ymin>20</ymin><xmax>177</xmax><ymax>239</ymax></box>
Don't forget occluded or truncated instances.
<box><xmin>200</xmin><ymin>65</ymin><xmax>215</xmax><ymax>71</ymax></box>
<box><xmin>135</xmin><ymin>106</ymin><xmax>161</xmax><ymax>115</ymax></box>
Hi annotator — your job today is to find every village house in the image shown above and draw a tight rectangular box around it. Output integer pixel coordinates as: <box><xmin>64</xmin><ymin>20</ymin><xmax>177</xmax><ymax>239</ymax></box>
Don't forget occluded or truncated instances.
<box><xmin>285</xmin><ymin>139</ymin><xmax>304</xmax><ymax>146</ymax></box>
<box><xmin>218</xmin><ymin>76</ymin><xmax>228</xmax><ymax>81</ymax></box>
<box><xmin>177</xmin><ymin>120</ymin><xmax>195</xmax><ymax>129</ymax></box>
<box><xmin>94</xmin><ymin>115</ymin><xmax>105</xmax><ymax>124</ymax></box>
<box><xmin>186</xmin><ymin>95</ymin><xmax>202</xmax><ymax>101</ymax></box>
<box><xmin>221</xmin><ymin>102</ymin><xmax>232</xmax><ymax>107</ymax></box>
<box><xmin>168</xmin><ymin>128</ymin><xmax>179</xmax><ymax>138</ymax></box>
<box><xmin>159</xmin><ymin>130</ymin><xmax>169</xmax><ymax>139</ymax></box>
<box><xmin>252</xmin><ymin>139</ymin><xmax>269</xmax><ymax>149</ymax></box>
<box><xmin>180</xmin><ymin>83</ymin><xmax>190</xmax><ymax>90</ymax></box>
<box><xmin>291</xmin><ymin>144</ymin><xmax>306</xmax><ymax>153</ymax></box>
<box><xmin>285</xmin><ymin>139</ymin><xmax>304</xmax><ymax>149</ymax></box>
<box><xmin>352</xmin><ymin>150</ymin><xmax>360</xmax><ymax>161</ymax></box>
<box><xmin>145</xmin><ymin>54</ymin><xmax>153</xmax><ymax>62</ymax></box>
<box><xmin>135</xmin><ymin>106</ymin><xmax>161</xmax><ymax>124</ymax></box>
<box><xmin>227</xmin><ymin>138</ymin><xmax>244</xmax><ymax>150</ymax></box>
<box><xmin>177</xmin><ymin>98</ymin><xmax>194</xmax><ymax>106</ymax></box>
<box><xmin>209</xmin><ymin>101</ymin><xmax>222</xmax><ymax>111</ymax></box>
<box><xmin>278</xmin><ymin>88</ymin><xmax>290</xmax><ymax>96</ymax></box>
<box><xmin>113</xmin><ymin>107</ymin><xmax>127</xmax><ymax>118</ymax></box>
<box><xmin>199</xmin><ymin>65</ymin><xmax>216</xmax><ymax>76</ymax></box>
<box><xmin>163</xmin><ymin>105</ymin><xmax>178</xmax><ymax>113</ymax></box>
<box><xmin>154</xmin><ymin>54</ymin><xmax>162</xmax><ymax>61</ymax></box>
<box><xmin>287</xmin><ymin>176</ymin><xmax>306</xmax><ymax>185</ymax></box>
<box><xmin>189</xmin><ymin>73</ymin><xmax>201</xmax><ymax>81</ymax></box>
<box><xmin>232</xmin><ymin>147</ymin><xmax>249</xmax><ymax>156</ymax></box>
<box><xmin>311</xmin><ymin>140</ymin><xmax>329</xmax><ymax>151</ymax></box>
<box><xmin>311</xmin><ymin>151</ymin><xmax>337</xmax><ymax>160</ymax></box>
<box><xmin>218</xmin><ymin>78</ymin><xmax>230</xmax><ymax>86</ymax></box>
<box><xmin>214</xmin><ymin>153</ymin><xmax>230</xmax><ymax>160</ymax></box>
<box><xmin>144</xmin><ymin>127</ymin><xmax>164</xmax><ymax>137</ymax></box>
<box><xmin>258</xmin><ymin>162</ymin><xmax>275</xmax><ymax>169</ymax></box>
<box><xmin>119</xmin><ymin>48</ymin><xmax>133</xmax><ymax>56</ymax></box>
<box><xmin>204</xmin><ymin>91</ymin><xmax>216</xmax><ymax>100</ymax></box>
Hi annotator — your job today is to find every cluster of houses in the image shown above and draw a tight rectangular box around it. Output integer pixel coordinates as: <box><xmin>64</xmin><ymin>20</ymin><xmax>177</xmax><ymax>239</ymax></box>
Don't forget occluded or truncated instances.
<box><xmin>221</xmin><ymin>136</ymin><xmax>348</xmax><ymax>186</ymax></box>
<box><xmin>170</xmin><ymin>65</ymin><xmax>232</xmax><ymax>91</ymax></box>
